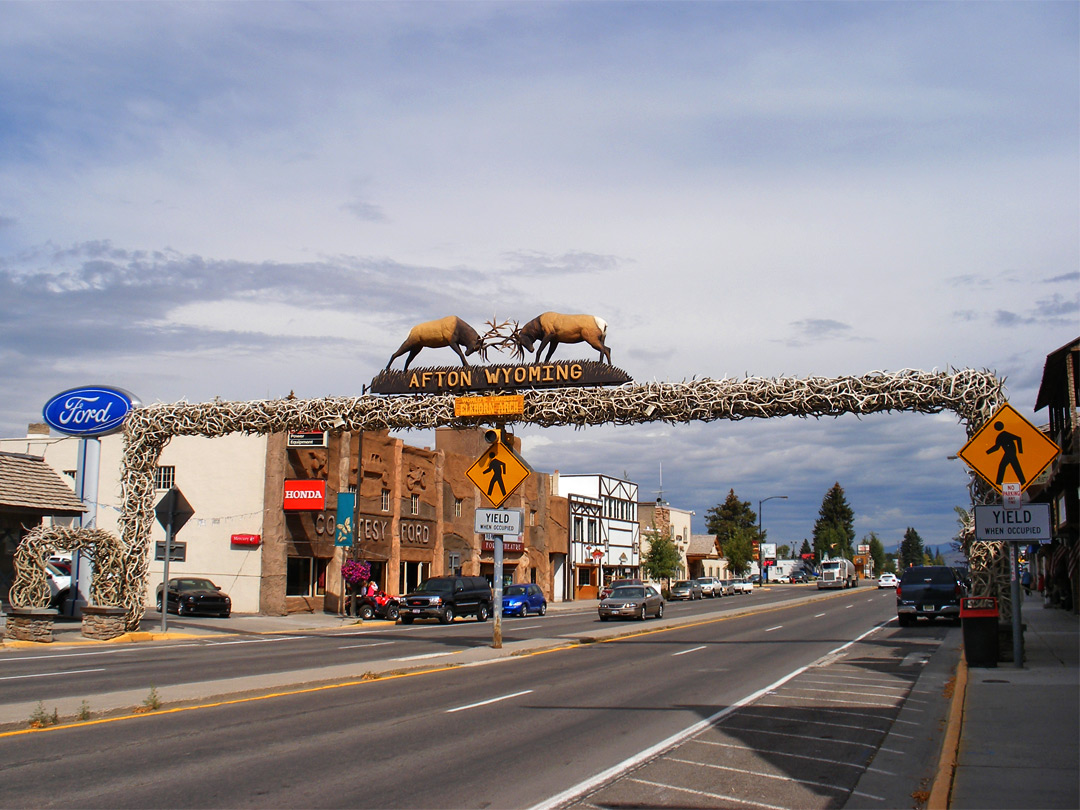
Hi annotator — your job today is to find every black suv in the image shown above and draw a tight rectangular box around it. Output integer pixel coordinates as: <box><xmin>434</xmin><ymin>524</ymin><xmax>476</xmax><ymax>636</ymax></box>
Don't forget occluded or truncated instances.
<box><xmin>398</xmin><ymin>576</ymin><xmax>492</xmax><ymax>624</ymax></box>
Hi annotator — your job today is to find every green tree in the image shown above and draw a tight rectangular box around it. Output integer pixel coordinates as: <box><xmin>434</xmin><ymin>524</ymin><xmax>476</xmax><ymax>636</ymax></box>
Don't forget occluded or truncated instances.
<box><xmin>884</xmin><ymin>553</ymin><xmax>897</xmax><ymax>574</ymax></box>
<box><xmin>899</xmin><ymin>527</ymin><xmax>924</xmax><ymax>570</ymax></box>
<box><xmin>812</xmin><ymin>482</ymin><xmax>856</xmax><ymax>561</ymax></box>
<box><xmin>705</xmin><ymin>489</ymin><xmax>759</xmax><ymax>545</ymax></box>
<box><xmin>642</xmin><ymin>529</ymin><xmax>681</xmax><ymax>584</ymax></box>
<box><xmin>799</xmin><ymin>539</ymin><xmax>812</xmax><ymax>560</ymax></box>
<box><xmin>777</xmin><ymin>543</ymin><xmax>791</xmax><ymax>560</ymax></box>
<box><xmin>865</xmin><ymin>532</ymin><xmax>887</xmax><ymax>578</ymax></box>
<box><xmin>722</xmin><ymin>526</ymin><xmax>756</xmax><ymax>576</ymax></box>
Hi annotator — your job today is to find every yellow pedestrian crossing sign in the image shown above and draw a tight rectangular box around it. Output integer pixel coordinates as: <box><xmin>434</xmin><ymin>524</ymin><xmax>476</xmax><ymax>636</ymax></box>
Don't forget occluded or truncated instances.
<box><xmin>958</xmin><ymin>402</ymin><xmax>1059</xmax><ymax>494</ymax></box>
<box><xmin>466</xmin><ymin>441</ymin><xmax>532</xmax><ymax>509</ymax></box>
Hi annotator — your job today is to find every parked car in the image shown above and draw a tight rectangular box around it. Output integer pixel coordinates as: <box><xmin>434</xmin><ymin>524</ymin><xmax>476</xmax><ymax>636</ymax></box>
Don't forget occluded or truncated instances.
<box><xmin>772</xmin><ymin>573</ymin><xmax>792</xmax><ymax>584</ymax></box>
<box><xmin>598</xmin><ymin>585</ymin><xmax>664</xmax><ymax>621</ymax></box>
<box><xmin>790</xmin><ymin>571</ymin><xmax>812</xmax><ymax>584</ymax></box>
<box><xmin>896</xmin><ymin>565</ymin><xmax>966</xmax><ymax>626</ymax></box>
<box><xmin>717</xmin><ymin>580</ymin><xmax>736</xmax><ymax>596</ymax></box>
<box><xmin>877</xmin><ymin>573</ymin><xmax>899</xmax><ymax>589</ymax></box>
<box><xmin>599</xmin><ymin>578</ymin><xmax>644</xmax><ymax>601</ymax></box>
<box><xmin>731</xmin><ymin>578</ymin><xmax>753</xmax><ymax>595</ymax></box>
<box><xmin>502</xmin><ymin>583</ymin><xmax>547</xmax><ymax>617</ymax></box>
<box><xmin>670</xmin><ymin>580</ymin><xmax>703</xmax><ymax>600</ymax></box>
<box><xmin>156</xmin><ymin>577</ymin><xmax>231</xmax><ymax>617</ymax></box>
<box><xmin>46</xmin><ymin>562</ymin><xmax>71</xmax><ymax>609</ymax></box>
<box><xmin>398</xmin><ymin>576</ymin><xmax>492</xmax><ymax>624</ymax></box>
<box><xmin>694</xmin><ymin>576</ymin><xmax>720</xmax><ymax>597</ymax></box>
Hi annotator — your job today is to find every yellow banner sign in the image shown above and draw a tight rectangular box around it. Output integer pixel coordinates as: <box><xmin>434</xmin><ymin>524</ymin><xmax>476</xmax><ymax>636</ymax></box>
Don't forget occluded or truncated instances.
<box><xmin>454</xmin><ymin>395</ymin><xmax>525</xmax><ymax>418</ymax></box>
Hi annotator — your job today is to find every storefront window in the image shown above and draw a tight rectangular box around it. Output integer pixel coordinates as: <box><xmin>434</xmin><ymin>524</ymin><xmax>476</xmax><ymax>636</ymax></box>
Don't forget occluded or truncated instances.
<box><xmin>286</xmin><ymin>557</ymin><xmax>329</xmax><ymax>597</ymax></box>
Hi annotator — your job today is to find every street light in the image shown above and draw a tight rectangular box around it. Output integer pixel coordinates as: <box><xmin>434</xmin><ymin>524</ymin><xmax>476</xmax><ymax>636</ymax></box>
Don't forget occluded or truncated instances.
<box><xmin>758</xmin><ymin>495</ymin><xmax>788</xmax><ymax>583</ymax></box>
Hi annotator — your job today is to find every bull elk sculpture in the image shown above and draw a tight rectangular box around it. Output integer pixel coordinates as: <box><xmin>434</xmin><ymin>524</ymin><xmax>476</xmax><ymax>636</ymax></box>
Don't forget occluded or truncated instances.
<box><xmin>509</xmin><ymin>312</ymin><xmax>612</xmax><ymax>365</ymax></box>
<box><xmin>385</xmin><ymin>316</ymin><xmax>486</xmax><ymax>371</ymax></box>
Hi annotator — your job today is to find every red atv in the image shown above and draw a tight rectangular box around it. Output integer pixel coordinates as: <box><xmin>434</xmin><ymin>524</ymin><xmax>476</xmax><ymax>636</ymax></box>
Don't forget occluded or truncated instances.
<box><xmin>352</xmin><ymin>589</ymin><xmax>400</xmax><ymax>621</ymax></box>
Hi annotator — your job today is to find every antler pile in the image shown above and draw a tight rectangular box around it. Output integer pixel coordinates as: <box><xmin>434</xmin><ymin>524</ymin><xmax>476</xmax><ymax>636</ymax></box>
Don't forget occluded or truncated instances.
<box><xmin>480</xmin><ymin>316</ymin><xmax>522</xmax><ymax>361</ymax></box>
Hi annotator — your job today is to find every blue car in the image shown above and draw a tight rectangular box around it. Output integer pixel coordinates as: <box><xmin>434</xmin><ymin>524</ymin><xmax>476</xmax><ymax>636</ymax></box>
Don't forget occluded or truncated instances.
<box><xmin>502</xmin><ymin>583</ymin><xmax>547</xmax><ymax>617</ymax></box>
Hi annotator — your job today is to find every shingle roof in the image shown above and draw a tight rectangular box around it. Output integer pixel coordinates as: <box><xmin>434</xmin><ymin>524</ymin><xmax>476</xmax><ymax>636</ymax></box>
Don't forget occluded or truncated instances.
<box><xmin>0</xmin><ymin>452</ymin><xmax>86</xmax><ymax>515</ymax></box>
<box><xmin>687</xmin><ymin>533</ymin><xmax>719</xmax><ymax>557</ymax></box>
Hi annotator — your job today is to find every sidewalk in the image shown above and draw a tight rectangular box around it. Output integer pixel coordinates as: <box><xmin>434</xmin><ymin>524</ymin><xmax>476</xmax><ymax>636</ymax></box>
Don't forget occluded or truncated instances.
<box><xmin>946</xmin><ymin>592</ymin><xmax>1079</xmax><ymax>809</ymax></box>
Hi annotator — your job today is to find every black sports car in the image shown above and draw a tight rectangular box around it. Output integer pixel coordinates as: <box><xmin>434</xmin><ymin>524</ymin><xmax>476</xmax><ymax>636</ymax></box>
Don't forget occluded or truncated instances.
<box><xmin>156</xmin><ymin>577</ymin><xmax>231</xmax><ymax>617</ymax></box>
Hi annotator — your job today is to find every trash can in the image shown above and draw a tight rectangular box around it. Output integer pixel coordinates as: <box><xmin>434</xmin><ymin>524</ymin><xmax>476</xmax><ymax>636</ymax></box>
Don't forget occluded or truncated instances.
<box><xmin>961</xmin><ymin>596</ymin><xmax>999</xmax><ymax>668</ymax></box>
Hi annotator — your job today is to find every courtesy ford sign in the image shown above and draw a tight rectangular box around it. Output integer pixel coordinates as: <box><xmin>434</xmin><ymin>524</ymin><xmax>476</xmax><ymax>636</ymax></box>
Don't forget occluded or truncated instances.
<box><xmin>43</xmin><ymin>386</ymin><xmax>140</xmax><ymax>436</ymax></box>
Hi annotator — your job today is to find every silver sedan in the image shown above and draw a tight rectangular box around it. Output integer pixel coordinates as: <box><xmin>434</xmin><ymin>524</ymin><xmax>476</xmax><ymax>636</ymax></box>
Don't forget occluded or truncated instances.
<box><xmin>598</xmin><ymin>585</ymin><xmax>665</xmax><ymax>621</ymax></box>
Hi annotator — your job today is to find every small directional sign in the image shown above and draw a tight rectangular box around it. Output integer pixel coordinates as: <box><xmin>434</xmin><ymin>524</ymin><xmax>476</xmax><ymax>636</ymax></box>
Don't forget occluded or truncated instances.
<box><xmin>466</xmin><ymin>442</ymin><xmax>531</xmax><ymax>509</ymax></box>
<box><xmin>958</xmin><ymin>402</ymin><xmax>1060</xmax><ymax>493</ymax></box>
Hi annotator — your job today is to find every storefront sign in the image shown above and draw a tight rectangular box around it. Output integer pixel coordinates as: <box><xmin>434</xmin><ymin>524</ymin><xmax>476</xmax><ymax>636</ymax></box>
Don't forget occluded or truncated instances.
<box><xmin>482</xmin><ymin>538</ymin><xmax>524</xmax><ymax>553</ymax></box>
<box><xmin>231</xmin><ymin>534</ymin><xmax>261</xmax><ymax>546</ymax></box>
<box><xmin>43</xmin><ymin>385</ymin><xmax>140</xmax><ymax>436</ymax></box>
<box><xmin>400</xmin><ymin>519</ymin><xmax>434</xmax><ymax>548</ymax></box>
<box><xmin>356</xmin><ymin>514</ymin><xmax>392</xmax><ymax>542</ymax></box>
<box><xmin>370</xmin><ymin>360</ymin><xmax>630</xmax><ymax>395</ymax></box>
<box><xmin>288</xmin><ymin>431</ymin><xmax>327</xmax><ymax>447</ymax></box>
<box><xmin>283</xmin><ymin>480</ymin><xmax>326</xmax><ymax>510</ymax></box>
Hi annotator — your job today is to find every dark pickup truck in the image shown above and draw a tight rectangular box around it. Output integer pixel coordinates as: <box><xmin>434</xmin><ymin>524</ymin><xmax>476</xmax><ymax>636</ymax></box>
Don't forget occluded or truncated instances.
<box><xmin>398</xmin><ymin>576</ymin><xmax>492</xmax><ymax>624</ymax></box>
<box><xmin>896</xmin><ymin>565</ymin><xmax>967</xmax><ymax>626</ymax></box>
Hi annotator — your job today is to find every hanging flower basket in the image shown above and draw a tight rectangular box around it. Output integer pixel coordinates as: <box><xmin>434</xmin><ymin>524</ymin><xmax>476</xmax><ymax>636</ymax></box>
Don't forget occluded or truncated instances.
<box><xmin>341</xmin><ymin>560</ymin><xmax>371</xmax><ymax>586</ymax></box>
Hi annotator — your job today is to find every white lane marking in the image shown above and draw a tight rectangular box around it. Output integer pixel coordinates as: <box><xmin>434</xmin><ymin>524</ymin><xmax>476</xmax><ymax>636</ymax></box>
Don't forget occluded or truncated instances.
<box><xmin>0</xmin><ymin>667</ymin><xmax>106</xmax><ymax>682</ymax></box>
<box><xmin>846</xmin><ymin>604</ymin><xmax>854</xmax><ymax>609</ymax></box>
<box><xmin>205</xmin><ymin>636</ymin><xmax>305</xmax><ymax>646</ymax></box>
<box><xmin>629</xmin><ymin>778</ymin><xmax>791</xmax><ymax>810</ymax></box>
<box><xmin>866</xmin><ymin>599</ymin><xmax>875</xmax><ymax>603</ymax></box>
<box><xmin>672</xmin><ymin>645</ymin><xmax>707</xmax><ymax>657</ymax></box>
<box><xmin>446</xmin><ymin>689</ymin><xmax>533</xmax><ymax>714</ymax></box>
<box><xmin>338</xmin><ymin>641</ymin><xmax>395</xmax><ymax>650</ymax></box>
<box><xmin>392</xmin><ymin>651</ymin><xmax>463</xmax><ymax>662</ymax></box>
<box><xmin>529</xmin><ymin>618</ymin><xmax>894</xmax><ymax>810</ymax></box>
<box><xmin>851</xmin><ymin>790</ymin><xmax>887</xmax><ymax>802</ymax></box>
<box><xmin>3</xmin><ymin>648</ymin><xmax>135</xmax><ymax>662</ymax></box>
<box><xmin>512</xmin><ymin>624</ymin><xmax>543</xmax><ymax>630</ymax></box>
<box><xmin>667</xmin><ymin>758</ymin><xmax>846</xmax><ymax>793</ymax></box>
<box><xmin>764</xmin><ymin>625</ymin><xmax>783</xmax><ymax>632</ymax></box>
<box><xmin>692</xmin><ymin>739</ymin><xmax>865</xmax><ymax>770</ymax></box>
<box><xmin>814</xmin><ymin>613</ymin><xmax>826</xmax><ymax>618</ymax></box>
<box><xmin>901</xmin><ymin>653</ymin><xmax>931</xmax><ymax>666</ymax></box>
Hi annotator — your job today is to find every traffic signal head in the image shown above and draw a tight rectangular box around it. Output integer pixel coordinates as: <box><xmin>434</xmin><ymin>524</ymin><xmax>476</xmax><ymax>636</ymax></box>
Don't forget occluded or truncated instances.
<box><xmin>484</xmin><ymin>427</ymin><xmax>513</xmax><ymax>446</ymax></box>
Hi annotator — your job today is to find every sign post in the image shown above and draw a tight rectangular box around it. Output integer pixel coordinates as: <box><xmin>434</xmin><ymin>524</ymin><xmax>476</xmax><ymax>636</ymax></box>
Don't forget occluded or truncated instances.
<box><xmin>154</xmin><ymin>487</ymin><xmax>194</xmax><ymax>633</ymax></box>
<box><xmin>474</xmin><ymin>509</ymin><xmax>523</xmax><ymax>649</ymax></box>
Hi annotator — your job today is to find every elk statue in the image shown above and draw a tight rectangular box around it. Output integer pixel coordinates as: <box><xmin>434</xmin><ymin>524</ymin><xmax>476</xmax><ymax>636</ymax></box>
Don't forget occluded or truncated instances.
<box><xmin>385</xmin><ymin>316</ymin><xmax>485</xmax><ymax>372</ymax></box>
<box><xmin>511</xmin><ymin>312</ymin><xmax>612</xmax><ymax>365</ymax></box>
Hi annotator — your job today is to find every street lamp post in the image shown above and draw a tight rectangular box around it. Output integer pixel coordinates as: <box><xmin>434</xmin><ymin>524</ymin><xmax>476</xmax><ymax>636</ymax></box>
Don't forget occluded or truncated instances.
<box><xmin>758</xmin><ymin>495</ymin><xmax>788</xmax><ymax>583</ymax></box>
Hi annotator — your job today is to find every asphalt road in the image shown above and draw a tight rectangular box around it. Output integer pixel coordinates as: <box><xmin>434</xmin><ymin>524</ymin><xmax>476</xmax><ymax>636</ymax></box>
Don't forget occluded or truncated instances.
<box><xmin>1</xmin><ymin>586</ymin><xmax>820</xmax><ymax>705</ymax></box>
<box><xmin>0</xmin><ymin>588</ymin><xmax>959</xmax><ymax>809</ymax></box>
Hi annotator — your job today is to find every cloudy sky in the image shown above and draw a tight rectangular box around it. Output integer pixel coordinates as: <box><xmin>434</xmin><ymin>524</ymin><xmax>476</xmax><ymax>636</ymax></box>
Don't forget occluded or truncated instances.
<box><xmin>1</xmin><ymin>2</ymin><xmax>1076</xmax><ymax>553</ymax></box>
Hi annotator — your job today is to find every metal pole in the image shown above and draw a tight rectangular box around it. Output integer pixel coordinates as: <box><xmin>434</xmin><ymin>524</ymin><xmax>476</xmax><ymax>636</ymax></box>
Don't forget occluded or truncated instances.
<box><xmin>160</xmin><ymin>508</ymin><xmax>174</xmax><ymax>634</ymax></box>
<box><xmin>1010</xmin><ymin>541</ymin><xmax>1023</xmax><ymax>667</ymax></box>
<box><xmin>493</xmin><ymin>534</ymin><xmax>503</xmax><ymax>649</ymax></box>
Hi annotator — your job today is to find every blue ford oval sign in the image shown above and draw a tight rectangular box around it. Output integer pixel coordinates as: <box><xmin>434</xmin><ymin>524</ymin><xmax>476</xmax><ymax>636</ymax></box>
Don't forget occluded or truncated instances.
<box><xmin>42</xmin><ymin>386</ymin><xmax>140</xmax><ymax>436</ymax></box>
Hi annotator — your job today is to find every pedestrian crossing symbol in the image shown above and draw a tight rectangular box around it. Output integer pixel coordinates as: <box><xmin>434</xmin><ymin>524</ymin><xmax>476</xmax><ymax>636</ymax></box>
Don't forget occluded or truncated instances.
<box><xmin>466</xmin><ymin>441</ymin><xmax>532</xmax><ymax>509</ymax></box>
<box><xmin>958</xmin><ymin>402</ymin><xmax>1059</xmax><ymax>494</ymax></box>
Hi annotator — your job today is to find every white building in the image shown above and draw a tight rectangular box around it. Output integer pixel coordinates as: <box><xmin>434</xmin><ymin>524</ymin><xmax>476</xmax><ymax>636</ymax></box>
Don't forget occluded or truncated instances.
<box><xmin>555</xmin><ymin>473</ymin><xmax>639</xmax><ymax>599</ymax></box>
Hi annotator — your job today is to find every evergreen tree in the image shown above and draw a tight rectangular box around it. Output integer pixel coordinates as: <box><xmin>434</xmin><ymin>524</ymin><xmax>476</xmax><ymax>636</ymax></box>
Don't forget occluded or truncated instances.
<box><xmin>722</xmin><ymin>526</ymin><xmax>756</xmax><ymax>576</ymax></box>
<box><xmin>705</xmin><ymin>489</ymin><xmax>759</xmax><ymax>545</ymax></box>
<box><xmin>899</xmin><ymin>527</ymin><xmax>924</xmax><ymax>570</ymax></box>
<box><xmin>642</xmin><ymin>529</ymin><xmax>681</xmax><ymax>584</ymax></box>
<box><xmin>812</xmin><ymin>482</ymin><xmax>856</xmax><ymax>560</ymax></box>
<box><xmin>799</xmin><ymin>539</ymin><xmax>812</xmax><ymax>560</ymax></box>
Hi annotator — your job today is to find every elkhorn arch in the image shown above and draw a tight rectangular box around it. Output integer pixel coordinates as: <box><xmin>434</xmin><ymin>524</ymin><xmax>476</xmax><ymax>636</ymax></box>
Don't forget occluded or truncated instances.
<box><xmin>10</xmin><ymin>368</ymin><xmax>1009</xmax><ymax>631</ymax></box>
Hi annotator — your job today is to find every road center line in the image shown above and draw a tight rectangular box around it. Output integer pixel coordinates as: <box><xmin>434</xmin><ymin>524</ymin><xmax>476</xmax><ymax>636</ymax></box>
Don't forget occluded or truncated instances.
<box><xmin>672</xmin><ymin>645</ymin><xmax>707</xmax><ymax>657</ymax></box>
<box><xmin>0</xmin><ymin>667</ymin><xmax>106</xmax><ymax>682</ymax></box>
<box><xmin>446</xmin><ymin>689</ymin><xmax>533</xmax><ymax>713</ymax></box>
<box><xmin>814</xmin><ymin>613</ymin><xmax>826</xmax><ymax>618</ymax></box>
<box><xmin>764</xmin><ymin>625</ymin><xmax>783</xmax><ymax>632</ymax></box>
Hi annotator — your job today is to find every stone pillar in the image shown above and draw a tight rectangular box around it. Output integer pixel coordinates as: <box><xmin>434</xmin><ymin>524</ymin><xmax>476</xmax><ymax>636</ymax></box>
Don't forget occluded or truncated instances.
<box><xmin>81</xmin><ymin>605</ymin><xmax>128</xmax><ymax>640</ymax></box>
<box><xmin>5</xmin><ymin>607</ymin><xmax>58</xmax><ymax>643</ymax></box>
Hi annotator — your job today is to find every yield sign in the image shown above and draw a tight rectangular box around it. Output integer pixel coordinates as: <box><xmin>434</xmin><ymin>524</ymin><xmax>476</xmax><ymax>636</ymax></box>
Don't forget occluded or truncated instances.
<box><xmin>958</xmin><ymin>402</ymin><xmax>1059</xmax><ymax>493</ymax></box>
<box><xmin>466</xmin><ymin>442</ymin><xmax>531</xmax><ymax>509</ymax></box>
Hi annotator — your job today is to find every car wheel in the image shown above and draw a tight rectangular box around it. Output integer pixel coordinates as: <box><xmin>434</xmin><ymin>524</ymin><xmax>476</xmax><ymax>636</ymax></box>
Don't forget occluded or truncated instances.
<box><xmin>440</xmin><ymin>606</ymin><xmax>455</xmax><ymax>624</ymax></box>
<box><xmin>898</xmin><ymin>614</ymin><xmax>914</xmax><ymax>627</ymax></box>
<box><xmin>358</xmin><ymin>603</ymin><xmax>375</xmax><ymax>621</ymax></box>
<box><xmin>520</xmin><ymin>605</ymin><xmax>529</xmax><ymax>618</ymax></box>
<box><xmin>657</xmin><ymin>603</ymin><xmax>664</xmax><ymax>619</ymax></box>
<box><xmin>599</xmin><ymin>615</ymin><xmax>609</xmax><ymax>622</ymax></box>
<box><xmin>639</xmin><ymin>605</ymin><xmax>647</xmax><ymax>621</ymax></box>
<box><xmin>385</xmin><ymin>605</ymin><xmax>400</xmax><ymax>621</ymax></box>
<box><xmin>538</xmin><ymin>602</ymin><xmax>547</xmax><ymax>616</ymax></box>
<box><xmin>156</xmin><ymin>596</ymin><xmax>163</xmax><ymax>612</ymax></box>
<box><xmin>220</xmin><ymin>611</ymin><xmax>231</xmax><ymax>618</ymax></box>
<box><xmin>477</xmin><ymin>603</ymin><xmax>489</xmax><ymax>622</ymax></box>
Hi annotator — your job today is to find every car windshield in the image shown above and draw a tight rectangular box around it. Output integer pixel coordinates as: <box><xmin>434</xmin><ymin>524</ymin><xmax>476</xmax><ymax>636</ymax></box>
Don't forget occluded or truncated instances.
<box><xmin>674</xmin><ymin>581</ymin><xmax>692</xmax><ymax>588</ymax></box>
<box><xmin>416</xmin><ymin>579</ymin><xmax>454</xmax><ymax>594</ymax></box>
<box><xmin>611</xmin><ymin>587</ymin><xmax>645</xmax><ymax>599</ymax></box>
<box><xmin>821</xmin><ymin>562</ymin><xmax>842</xmax><ymax>571</ymax></box>
<box><xmin>505</xmin><ymin>585</ymin><xmax>528</xmax><ymax>596</ymax></box>
<box><xmin>179</xmin><ymin>579</ymin><xmax>216</xmax><ymax>591</ymax></box>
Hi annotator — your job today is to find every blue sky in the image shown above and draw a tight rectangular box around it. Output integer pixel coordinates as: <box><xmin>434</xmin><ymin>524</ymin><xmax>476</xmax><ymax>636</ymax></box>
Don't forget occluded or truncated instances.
<box><xmin>1</xmin><ymin>1</ymin><xmax>1076</xmax><ymax>551</ymax></box>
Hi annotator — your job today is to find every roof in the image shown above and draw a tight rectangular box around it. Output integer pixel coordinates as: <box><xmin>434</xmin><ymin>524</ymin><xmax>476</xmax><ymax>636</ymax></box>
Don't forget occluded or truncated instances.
<box><xmin>0</xmin><ymin>452</ymin><xmax>87</xmax><ymax>515</ymax></box>
<box><xmin>687</xmin><ymin>533</ymin><xmax>720</xmax><ymax>558</ymax></box>
<box><xmin>1034</xmin><ymin>336</ymin><xmax>1079</xmax><ymax>412</ymax></box>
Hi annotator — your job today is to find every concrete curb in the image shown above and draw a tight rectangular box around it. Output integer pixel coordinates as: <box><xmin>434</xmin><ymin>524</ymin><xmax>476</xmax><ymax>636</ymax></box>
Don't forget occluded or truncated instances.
<box><xmin>928</xmin><ymin>655</ymin><xmax>969</xmax><ymax>809</ymax></box>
